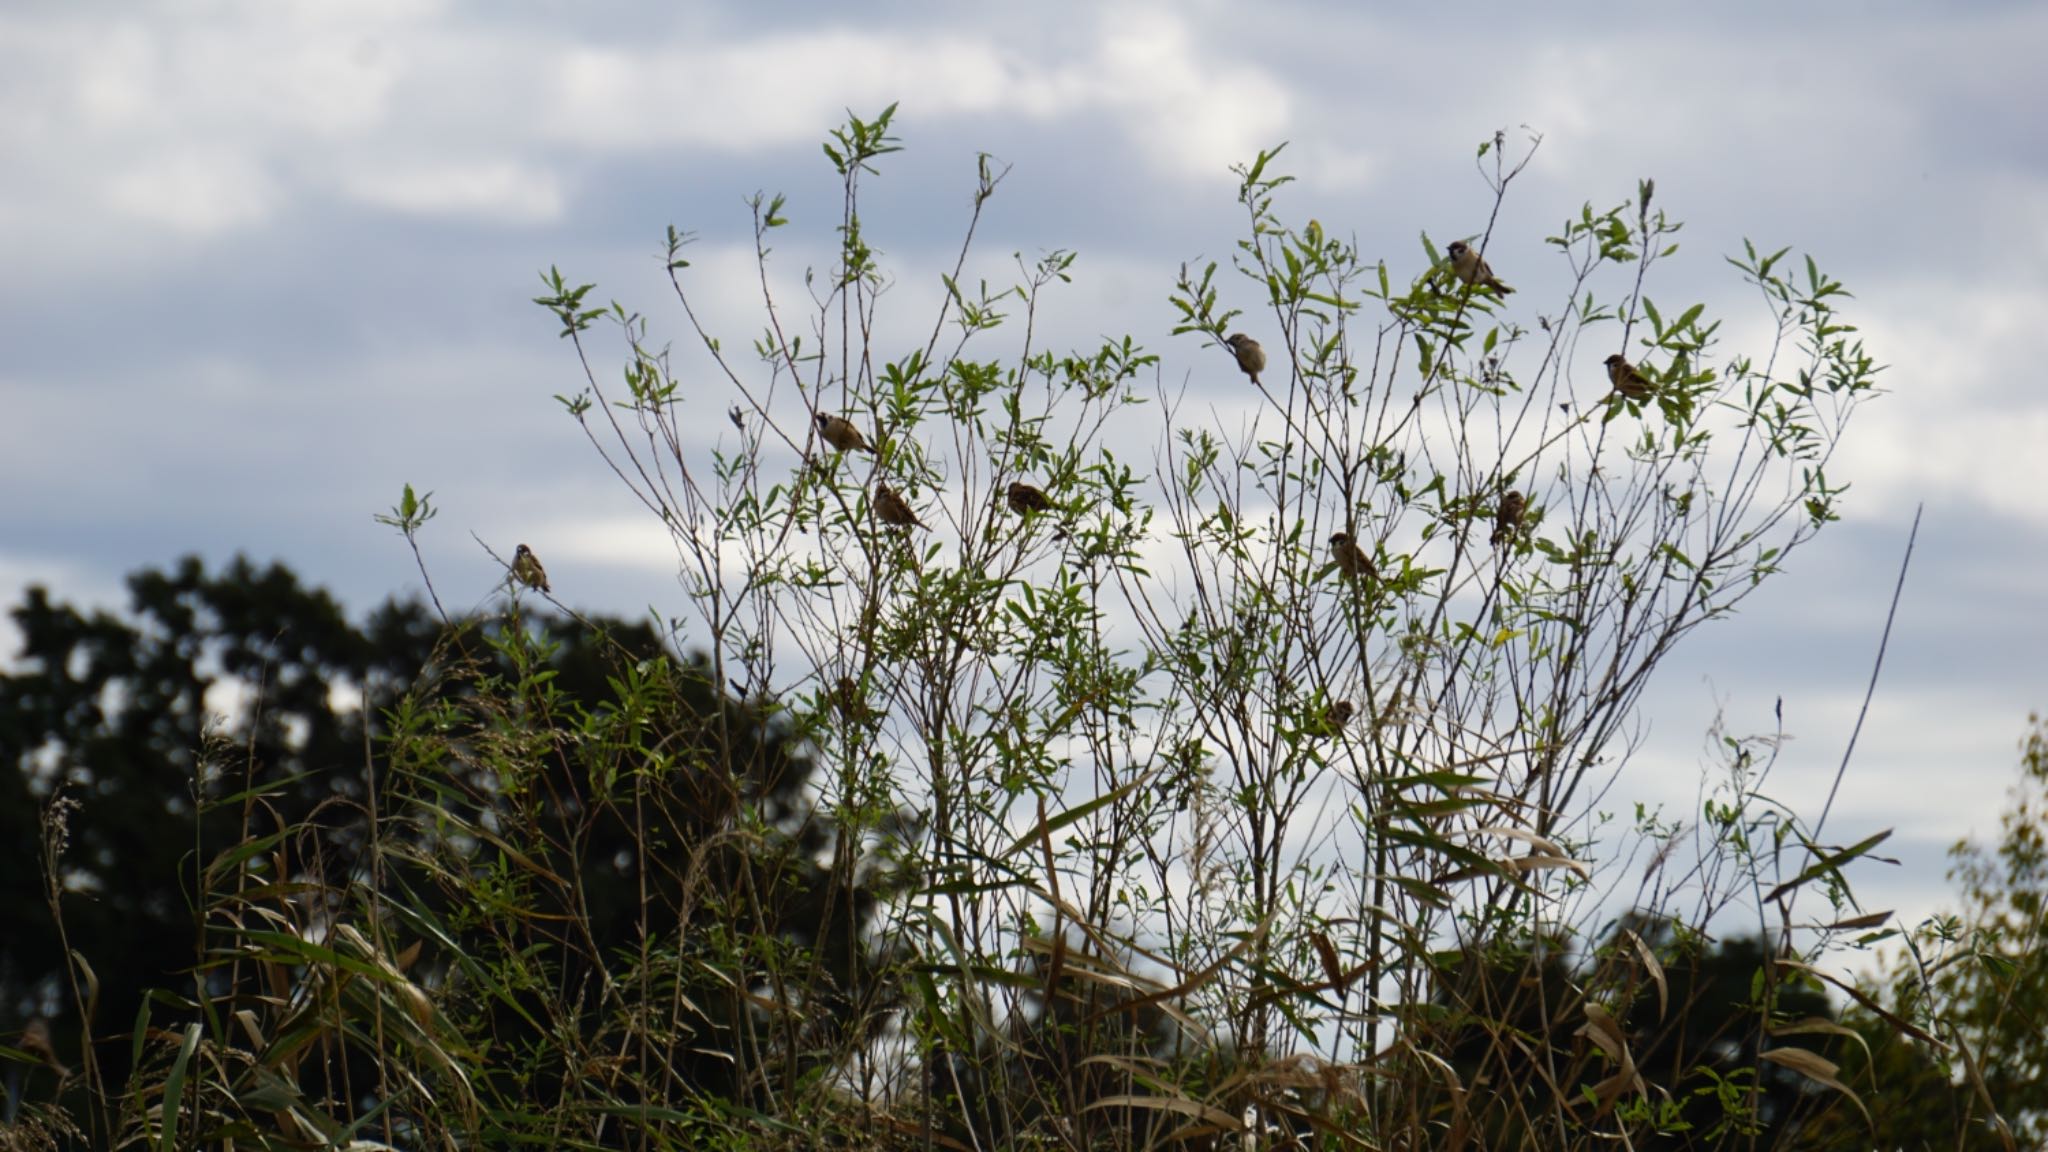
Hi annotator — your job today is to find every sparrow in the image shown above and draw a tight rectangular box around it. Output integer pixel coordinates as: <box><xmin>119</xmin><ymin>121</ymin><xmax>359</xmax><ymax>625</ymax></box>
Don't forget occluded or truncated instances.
<box><xmin>1604</xmin><ymin>354</ymin><xmax>1655</xmax><ymax>401</ymax></box>
<box><xmin>512</xmin><ymin>544</ymin><xmax>551</xmax><ymax>593</ymax></box>
<box><xmin>1320</xmin><ymin>699</ymin><xmax>1355</xmax><ymax>734</ymax></box>
<box><xmin>1223</xmin><ymin>333</ymin><xmax>1266</xmax><ymax>386</ymax></box>
<box><xmin>828</xmin><ymin>676</ymin><xmax>879</xmax><ymax>725</ymax></box>
<box><xmin>872</xmin><ymin>482</ymin><xmax>927</xmax><ymax>529</ymax></box>
<box><xmin>1329</xmin><ymin>531</ymin><xmax>1376</xmax><ymax>583</ymax></box>
<box><xmin>1491</xmin><ymin>491</ymin><xmax>1527</xmax><ymax>547</ymax></box>
<box><xmin>1446</xmin><ymin>240</ymin><xmax>1513</xmax><ymax>295</ymax></box>
<box><xmin>1007</xmin><ymin>481</ymin><xmax>1054</xmax><ymax>515</ymax></box>
<box><xmin>816</xmin><ymin>413</ymin><xmax>876</xmax><ymax>454</ymax></box>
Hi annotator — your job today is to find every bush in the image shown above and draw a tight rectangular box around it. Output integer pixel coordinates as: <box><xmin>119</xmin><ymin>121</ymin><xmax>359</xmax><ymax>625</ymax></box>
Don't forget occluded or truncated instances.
<box><xmin>8</xmin><ymin>110</ymin><xmax>1918</xmax><ymax>1151</ymax></box>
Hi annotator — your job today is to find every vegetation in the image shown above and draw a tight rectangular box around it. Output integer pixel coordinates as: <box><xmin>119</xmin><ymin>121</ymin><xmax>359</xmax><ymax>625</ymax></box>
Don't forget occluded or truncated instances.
<box><xmin>1819</xmin><ymin>714</ymin><xmax>2048</xmax><ymax>1149</ymax></box>
<box><xmin>5</xmin><ymin>108</ymin><xmax>2029</xmax><ymax>1151</ymax></box>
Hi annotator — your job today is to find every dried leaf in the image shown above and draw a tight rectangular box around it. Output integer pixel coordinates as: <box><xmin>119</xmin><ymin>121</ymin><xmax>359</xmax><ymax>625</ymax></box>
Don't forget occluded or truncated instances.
<box><xmin>1777</xmin><ymin>959</ymin><xmax>1947</xmax><ymax>1050</ymax></box>
<box><xmin>1575</xmin><ymin>1002</ymin><xmax>1644</xmax><ymax>1110</ymax></box>
<box><xmin>1083</xmin><ymin>1094</ymin><xmax>1242</xmax><ymax>1129</ymax></box>
<box><xmin>1623</xmin><ymin>928</ymin><xmax>1668</xmax><ymax>1020</ymax></box>
<box><xmin>1760</xmin><ymin>1047</ymin><xmax>1870</xmax><ymax>1125</ymax></box>
<box><xmin>1769</xmin><ymin>1016</ymin><xmax>1873</xmax><ymax>1071</ymax></box>
<box><xmin>1475</xmin><ymin>825</ymin><xmax>1567</xmax><ymax>856</ymax></box>
<box><xmin>1311</xmin><ymin>931</ymin><xmax>1349</xmax><ymax>994</ymax></box>
<box><xmin>1501</xmin><ymin>853</ymin><xmax>1593</xmax><ymax>879</ymax></box>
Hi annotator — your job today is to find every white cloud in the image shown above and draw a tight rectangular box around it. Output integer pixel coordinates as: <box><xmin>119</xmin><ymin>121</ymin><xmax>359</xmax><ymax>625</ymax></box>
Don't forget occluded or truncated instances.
<box><xmin>0</xmin><ymin>2</ymin><xmax>552</xmax><ymax>242</ymax></box>
<box><xmin>1085</xmin><ymin>8</ymin><xmax>1292</xmax><ymax>181</ymax></box>
<box><xmin>542</xmin><ymin>7</ymin><xmax>1289</xmax><ymax>183</ymax></box>
<box><xmin>1696</xmin><ymin>684</ymin><xmax>2028</xmax><ymax>844</ymax></box>
<box><xmin>548</xmin><ymin>516</ymin><xmax>685</xmax><ymax>572</ymax></box>
<box><xmin>105</xmin><ymin>147</ymin><xmax>279</xmax><ymax>233</ymax></box>
<box><xmin>0</xmin><ymin>2</ymin><xmax>1302</xmax><ymax>256</ymax></box>
<box><xmin>340</xmin><ymin>156</ymin><xmax>565</xmax><ymax>222</ymax></box>
<box><xmin>1836</xmin><ymin>277</ymin><xmax>2048</xmax><ymax>526</ymax></box>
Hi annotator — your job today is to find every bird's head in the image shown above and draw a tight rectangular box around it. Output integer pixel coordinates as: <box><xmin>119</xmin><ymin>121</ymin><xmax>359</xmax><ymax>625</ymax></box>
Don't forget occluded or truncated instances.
<box><xmin>1328</xmin><ymin>532</ymin><xmax>1354</xmax><ymax>546</ymax></box>
<box><xmin>514</xmin><ymin>544</ymin><xmax>533</xmax><ymax>560</ymax></box>
<box><xmin>1603</xmin><ymin>354</ymin><xmax>1626</xmax><ymax>368</ymax></box>
<box><xmin>1446</xmin><ymin>240</ymin><xmax>1470</xmax><ymax>259</ymax></box>
<box><xmin>814</xmin><ymin>413</ymin><xmax>831</xmax><ymax>430</ymax></box>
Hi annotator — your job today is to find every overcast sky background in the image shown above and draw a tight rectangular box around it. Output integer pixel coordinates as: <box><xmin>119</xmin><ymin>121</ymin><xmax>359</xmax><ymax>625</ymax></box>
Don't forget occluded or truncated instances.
<box><xmin>4</xmin><ymin>1</ymin><xmax>2046</xmax><ymax>968</ymax></box>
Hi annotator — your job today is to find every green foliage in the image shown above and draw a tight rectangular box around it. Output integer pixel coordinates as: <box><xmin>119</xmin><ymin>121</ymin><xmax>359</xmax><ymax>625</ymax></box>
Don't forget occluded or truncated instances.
<box><xmin>516</xmin><ymin>110</ymin><xmax>1890</xmax><ymax>1149</ymax></box>
<box><xmin>6</xmin><ymin>108</ymin><xmax>1949</xmax><ymax>1152</ymax></box>
<box><xmin>0</xmin><ymin>557</ymin><xmax>422</xmax><ymax>1143</ymax></box>
<box><xmin>1</xmin><ymin>558</ymin><xmax>908</xmax><ymax>1149</ymax></box>
<box><xmin>1846</xmin><ymin>714</ymin><xmax>2048</xmax><ymax>1149</ymax></box>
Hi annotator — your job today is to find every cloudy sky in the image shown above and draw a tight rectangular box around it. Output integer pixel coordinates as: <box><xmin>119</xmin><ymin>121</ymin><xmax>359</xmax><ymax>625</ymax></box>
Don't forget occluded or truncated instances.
<box><xmin>4</xmin><ymin>0</ymin><xmax>2045</xmax><ymax>953</ymax></box>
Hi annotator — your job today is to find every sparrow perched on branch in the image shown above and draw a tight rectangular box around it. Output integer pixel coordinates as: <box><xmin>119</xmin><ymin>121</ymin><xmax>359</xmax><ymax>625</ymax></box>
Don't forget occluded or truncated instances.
<box><xmin>1446</xmin><ymin>240</ymin><xmax>1513</xmax><ymax>295</ymax></box>
<box><xmin>512</xmin><ymin>544</ymin><xmax>551</xmax><ymax>593</ymax></box>
<box><xmin>1223</xmin><ymin>333</ymin><xmax>1266</xmax><ymax>386</ymax></box>
<box><xmin>1329</xmin><ymin>531</ymin><xmax>1376</xmax><ymax>584</ymax></box>
<box><xmin>873</xmin><ymin>483</ymin><xmax>927</xmax><ymax>529</ymax></box>
<box><xmin>816</xmin><ymin>413</ymin><xmax>876</xmax><ymax>454</ymax></box>
<box><xmin>828</xmin><ymin>676</ymin><xmax>879</xmax><ymax>726</ymax></box>
<box><xmin>1491</xmin><ymin>492</ymin><xmax>1527</xmax><ymax>547</ymax></box>
<box><xmin>1604</xmin><ymin>354</ymin><xmax>1655</xmax><ymax>401</ymax></box>
<box><xmin>1319</xmin><ymin>699</ymin><xmax>1355</xmax><ymax>735</ymax></box>
<box><xmin>1007</xmin><ymin>481</ymin><xmax>1054</xmax><ymax>515</ymax></box>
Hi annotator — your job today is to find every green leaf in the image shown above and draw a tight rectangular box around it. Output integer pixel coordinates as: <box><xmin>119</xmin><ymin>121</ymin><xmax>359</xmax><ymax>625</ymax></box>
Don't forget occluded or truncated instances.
<box><xmin>160</xmin><ymin>1022</ymin><xmax>203</xmax><ymax>1152</ymax></box>
<box><xmin>1765</xmin><ymin>829</ymin><xmax>1895</xmax><ymax>904</ymax></box>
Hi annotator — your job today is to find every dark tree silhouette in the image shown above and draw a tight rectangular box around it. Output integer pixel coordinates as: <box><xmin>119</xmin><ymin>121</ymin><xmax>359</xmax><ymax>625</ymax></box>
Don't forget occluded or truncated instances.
<box><xmin>1</xmin><ymin>556</ymin><xmax>913</xmax><ymax>1145</ymax></box>
<box><xmin>3</xmin><ymin>559</ymin><xmax>399</xmax><ymax>1086</ymax></box>
<box><xmin>1417</xmin><ymin>920</ymin><xmax>1849</xmax><ymax>1150</ymax></box>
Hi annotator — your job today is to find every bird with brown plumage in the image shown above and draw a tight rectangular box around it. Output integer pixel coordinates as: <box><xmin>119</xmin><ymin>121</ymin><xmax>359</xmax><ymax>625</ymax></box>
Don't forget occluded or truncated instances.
<box><xmin>816</xmin><ymin>413</ymin><xmax>876</xmax><ymax>454</ymax></box>
<box><xmin>873</xmin><ymin>483</ymin><xmax>927</xmax><ymax>530</ymax></box>
<box><xmin>512</xmin><ymin>544</ymin><xmax>551</xmax><ymax>593</ymax></box>
<box><xmin>1491</xmin><ymin>491</ymin><xmax>1527</xmax><ymax>547</ymax></box>
<box><xmin>1223</xmin><ymin>333</ymin><xmax>1266</xmax><ymax>386</ymax></box>
<box><xmin>1329</xmin><ymin>531</ymin><xmax>1375</xmax><ymax>584</ymax></box>
<box><xmin>1604</xmin><ymin>354</ymin><xmax>1655</xmax><ymax>401</ymax></box>
<box><xmin>1007</xmin><ymin>481</ymin><xmax>1054</xmax><ymax>515</ymax></box>
<box><xmin>1446</xmin><ymin>240</ymin><xmax>1513</xmax><ymax>295</ymax></box>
